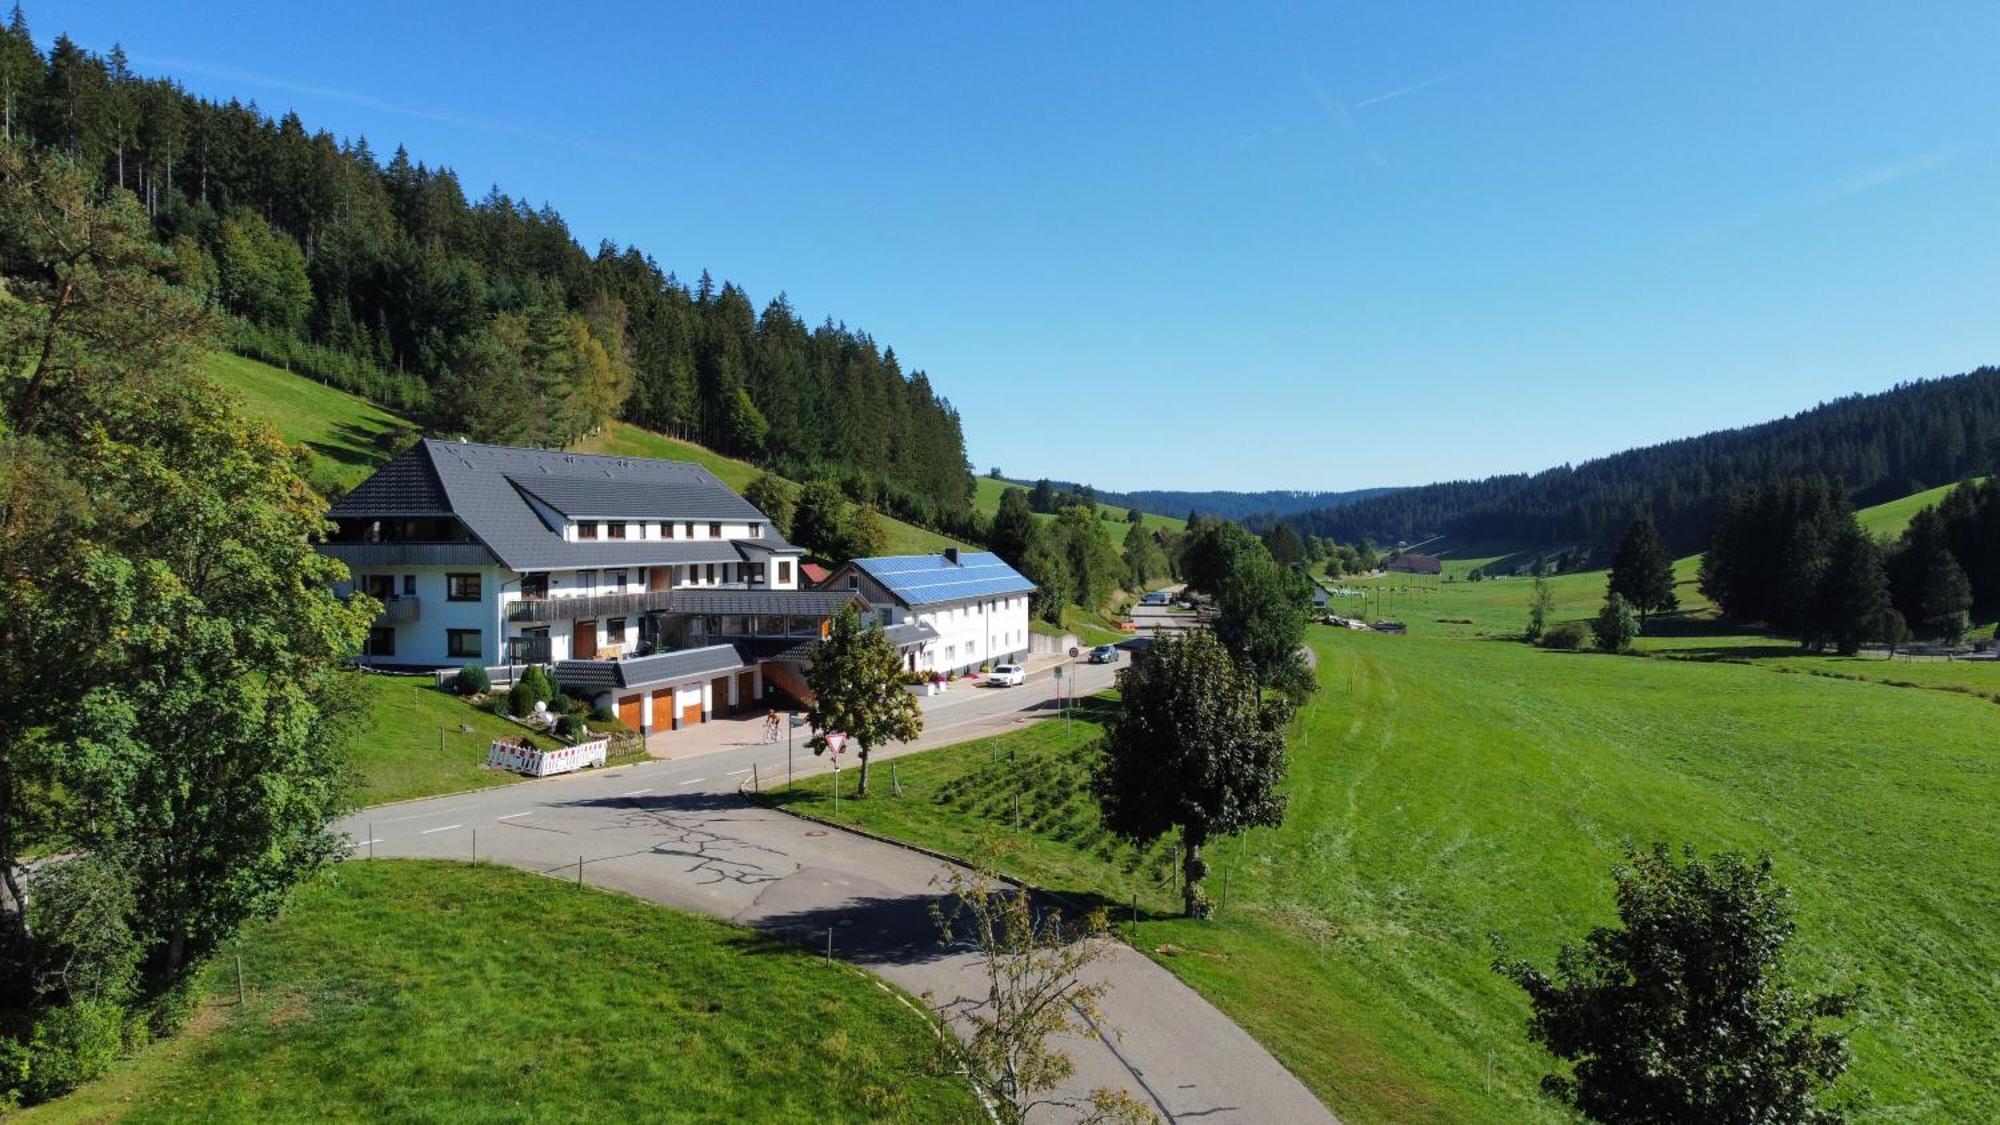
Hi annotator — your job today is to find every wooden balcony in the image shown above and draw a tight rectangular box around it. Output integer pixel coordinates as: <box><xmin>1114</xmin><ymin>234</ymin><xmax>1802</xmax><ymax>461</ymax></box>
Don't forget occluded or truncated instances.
<box><xmin>507</xmin><ymin>589</ymin><xmax>677</xmax><ymax>623</ymax></box>
<box><xmin>376</xmin><ymin>595</ymin><xmax>421</xmax><ymax>624</ymax></box>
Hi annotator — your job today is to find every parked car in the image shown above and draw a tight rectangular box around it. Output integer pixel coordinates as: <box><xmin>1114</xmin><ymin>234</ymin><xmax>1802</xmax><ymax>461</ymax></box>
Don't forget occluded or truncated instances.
<box><xmin>1140</xmin><ymin>591</ymin><xmax>1172</xmax><ymax>606</ymax></box>
<box><xmin>988</xmin><ymin>663</ymin><xmax>1027</xmax><ymax>687</ymax></box>
<box><xmin>1175</xmin><ymin>599</ymin><xmax>1196</xmax><ymax>610</ymax></box>
<box><xmin>1088</xmin><ymin>644</ymin><xmax>1119</xmax><ymax>664</ymax></box>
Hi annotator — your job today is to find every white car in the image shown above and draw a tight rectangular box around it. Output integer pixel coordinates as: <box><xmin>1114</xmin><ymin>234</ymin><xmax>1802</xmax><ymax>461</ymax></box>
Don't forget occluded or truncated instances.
<box><xmin>987</xmin><ymin>663</ymin><xmax>1027</xmax><ymax>687</ymax></box>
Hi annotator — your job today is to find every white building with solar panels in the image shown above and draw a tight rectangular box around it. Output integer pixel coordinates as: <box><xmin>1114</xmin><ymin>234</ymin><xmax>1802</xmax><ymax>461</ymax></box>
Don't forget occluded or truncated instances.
<box><xmin>821</xmin><ymin>549</ymin><xmax>1037</xmax><ymax>676</ymax></box>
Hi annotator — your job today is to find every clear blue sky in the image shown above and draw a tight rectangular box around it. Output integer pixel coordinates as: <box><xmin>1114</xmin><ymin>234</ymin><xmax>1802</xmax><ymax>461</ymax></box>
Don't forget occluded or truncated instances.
<box><xmin>37</xmin><ymin>2</ymin><xmax>2000</xmax><ymax>492</ymax></box>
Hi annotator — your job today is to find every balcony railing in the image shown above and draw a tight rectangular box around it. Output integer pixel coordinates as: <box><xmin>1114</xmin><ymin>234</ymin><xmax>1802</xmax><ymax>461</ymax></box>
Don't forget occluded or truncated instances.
<box><xmin>375</xmin><ymin>595</ymin><xmax>421</xmax><ymax>624</ymax></box>
<box><xmin>508</xmin><ymin>589</ymin><xmax>677</xmax><ymax>623</ymax></box>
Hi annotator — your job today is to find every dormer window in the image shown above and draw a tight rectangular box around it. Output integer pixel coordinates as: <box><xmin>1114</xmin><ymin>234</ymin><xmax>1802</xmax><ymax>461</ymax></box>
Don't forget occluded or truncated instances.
<box><xmin>608</xmin><ymin>521</ymin><xmax>627</xmax><ymax>540</ymax></box>
<box><xmin>684</xmin><ymin>521</ymin><xmax>696</xmax><ymax>538</ymax></box>
<box><xmin>709</xmin><ymin>522</ymin><xmax>723</xmax><ymax>537</ymax></box>
<box><xmin>750</xmin><ymin>523</ymin><xmax>764</xmax><ymax>539</ymax></box>
<box><xmin>664</xmin><ymin>522</ymin><xmax>676</xmax><ymax>539</ymax></box>
<box><xmin>578</xmin><ymin>522</ymin><xmax>599</xmax><ymax>541</ymax></box>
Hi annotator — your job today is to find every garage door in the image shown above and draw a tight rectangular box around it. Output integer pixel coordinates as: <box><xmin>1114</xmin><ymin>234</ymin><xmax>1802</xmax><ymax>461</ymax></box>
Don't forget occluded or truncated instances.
<box><xmin>711</xmin><ymin>676</ymin><xmax>733</xmax><ymax>715</ymax></box>
<box><xmin>617</xmin><ymin>694</ymin><xmax>641</xmax><ymax>731</ymax></box>
<box><xmin>737</xmin><ymin>671</ymin><xmax>755</xmax><ymax>709</ymax></box>
<box><xmin>650</xmin><ymin>687</ymin><xmax>674</xmax><ymax>728</ymax></box>
<box><xmin>681</xmin><ymin>702</ymin><xmax>702</xmax><ymax>727</ymax></box>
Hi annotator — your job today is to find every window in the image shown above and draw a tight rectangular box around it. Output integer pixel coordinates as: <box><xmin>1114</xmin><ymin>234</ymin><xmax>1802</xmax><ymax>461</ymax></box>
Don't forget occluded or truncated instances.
<box><xmin>664</xmin><ymin>521</ymin><xmax>676</xmax><ymax>539</ymax></box>
<box><xmin>848</xmin><ymin>575</ymin><xmax>860</xmax><ymax>589</ymax></box>
<box><xmin>366</xmin><ymin>626</ymin><xmax>395</xmax><ymax>656</ymax></box>
<box><xmin>574</xmin><ymin>569</ymin><xmax>596</xmax><ymax>593</ymax></box>
<box><xmin>521</xmin><ymin>572</ymin><xmax>548</xmax><ymax>599</ymax></box>
<box><xmin>614</xmin><ymin>569</ymin><xmax>629</xmax><ymax>592</ymax></box>
<box><xmin>446</xmin><ymin>573</ymin><xmax>482</xmax><ymax>602</ymax></box>
<box><xmin>750</xmin><ymin>523</ymin><xmax>764</xmax><ymax>538</ymax></box>
<box><xmin>402</xmin><ymin>575</ymin><xmax>417</xmax><ymax>596</ymax></box>
<box><xmin>578</xmin><ymin>522</ymin><xmax>598</xmax><ymax>540</ymax></box>
<box><xmin>607</xmin><ymin>617</ymin><xmax>626</xmax><ymax>640</ymax></box>
<box><xmin>684</xmin><ymin>521</ymin><xmax>696</xmax><ymax>538</ymax></box>
<box><xmin>709</xmin><ymin>522</ymin><xmax>723</xmax><ymax>538</ymax></box>
<box><xmin>447</xmin><ymin>629</ymin><xmax>482</xmax><ymax>660</ymax></box>
<box><xmin>778</xmin><ymin>561</ymin><xmax>792</xmax><ymax>584</ymax></box>
<box><xmin>608</xmin><ymin>521</ymin><xmax>627</xmax><ymax>540</ymax></box>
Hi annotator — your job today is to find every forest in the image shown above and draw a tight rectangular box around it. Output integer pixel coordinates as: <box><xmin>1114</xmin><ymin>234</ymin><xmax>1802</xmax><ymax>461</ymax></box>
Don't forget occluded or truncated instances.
<box><xmin>1274</xmin><ymin>368</ymin><xmax>2000</xmax><ymax>557</ymax></box>
<box><xmin>0</xmin><ymin>12</ymin><xmax>977</xmax><ymax>537</ymax></box>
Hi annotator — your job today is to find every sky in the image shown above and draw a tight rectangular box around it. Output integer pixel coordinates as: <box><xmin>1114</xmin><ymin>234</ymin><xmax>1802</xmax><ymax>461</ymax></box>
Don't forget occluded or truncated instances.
<box><xmin>33</xmin><ymin>2</ymin><xmax>2000</xmax><ymax>491</ymax></box>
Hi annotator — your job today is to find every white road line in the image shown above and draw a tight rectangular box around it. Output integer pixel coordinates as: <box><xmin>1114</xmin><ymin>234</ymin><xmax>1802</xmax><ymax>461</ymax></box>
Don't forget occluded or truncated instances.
<box><xmin>726</xmin><ymin>768</ymin><xmax>751</xmax><ymax>776</ymax></box>
<box><xmin>621</xmin><ymin>788</ymin><xmax>654</xmax><ymax>796</ymax></box>
<box><xmin>419</xmin><ymin>823</ymin><xmax>463</xmax><ymax>835</ymax></box>
<box><xmin>496</xmin><ymin>811</ymin><xmax>533</xmax><ymax>821</ymax></box>
<box><xmin>348</xmin><ymin>838</ymin><xmax>382</xmax><ymax>848</ymax></box>
<box><xmin>381</xmin><ymin>804</ymin><xmax>475</xmax><ymax>824</ymax></box>
<box><xmin>679</xmin><ymin>777</ymin><xmax>705</xmax><ymax>785</ymax></box>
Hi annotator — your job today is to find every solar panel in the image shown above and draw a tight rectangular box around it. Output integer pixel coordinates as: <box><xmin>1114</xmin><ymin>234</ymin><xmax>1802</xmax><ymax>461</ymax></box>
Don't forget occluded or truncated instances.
<box><xmin>856</xmin><ymin>553</ymin><xmax>1035</xmax><ymax>606</ymax></box>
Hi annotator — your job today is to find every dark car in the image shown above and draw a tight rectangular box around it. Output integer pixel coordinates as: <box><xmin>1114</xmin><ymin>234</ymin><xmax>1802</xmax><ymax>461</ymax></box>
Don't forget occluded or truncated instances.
<box><xmin>1088</xmin><ymin>644</ymin><xmax>1120</xmax><ymax>664</ymax></box>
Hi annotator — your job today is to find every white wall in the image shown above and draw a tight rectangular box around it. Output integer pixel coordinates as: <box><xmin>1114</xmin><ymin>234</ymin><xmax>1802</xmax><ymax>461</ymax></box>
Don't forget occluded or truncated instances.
<box><xmin>907</xmin><ymin>594</ymin><xmax>1031</xmax><ymax>674</ymax></box>
<box><xmin>353</xmin><ymin>564</ymin><xmax>506</xmax><ymax>669</ymax></box>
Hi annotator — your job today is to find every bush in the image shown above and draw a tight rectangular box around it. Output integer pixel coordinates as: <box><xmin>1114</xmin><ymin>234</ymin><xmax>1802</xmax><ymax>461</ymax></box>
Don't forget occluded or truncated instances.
<box><xmin>1541</xmin><ymin>621</ymin><xmax>1588</xmax><ymax>650</ymax></box>
<box><xmin>590</xmin><ymin>704</ymin><xmax>616</xmax><ymax>723</ymax></box>
<box><xmin>453</xmin><ymin>663</ymin><xmax>489</xmax><ymax>696</ymax></box>
<box><xmin>555</xmin><ymin>714</ymin><xmax>586</xmax><ymax>740</ymax></box>
<box><xmin>518</xmin><ymin>665</ymin><xmax>556</xmax><ymax>706</ymax></box>
<box><xmin>507</xmin><ymin>679</ymin><xmax>539</xmax><ymax>718</ymax></box>
<box><xmin>485</xmin><ymin>695</ymin><xmax>510</xmax><ymax>716</ymax></box>
<box><xmin>1592</xmin><ymin>593</ymin><xmax>1640</xmax><ymax>654</ymax></box>
<box><xmin>1</xmin><ymin>999</ymin><xmax>131</xmax><ymax>1105</ymax></box>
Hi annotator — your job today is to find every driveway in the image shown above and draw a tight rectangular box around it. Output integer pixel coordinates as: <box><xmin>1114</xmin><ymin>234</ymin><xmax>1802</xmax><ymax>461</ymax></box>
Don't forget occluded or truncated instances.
<box><xmin>335</xmin><ymin>655</ymin><xmax>1334</xmax><ymax>1124</ymax></box>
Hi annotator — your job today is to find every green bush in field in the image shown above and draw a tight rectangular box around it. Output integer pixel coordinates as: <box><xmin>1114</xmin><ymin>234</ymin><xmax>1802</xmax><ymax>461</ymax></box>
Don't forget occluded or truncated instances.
<box><xmin>452</xmin><ymin>663</ymin><xmax>489</xmax><ymax>695</ymax></box>
<box><xmin>1592</xmin><ymin>594</ymin><xmax>1640</xmax><ymax>654</ymax></box>
<box><xmin>1542</xmin><ymin>621</ymin><xmax>1588</xmax><ymax>650</ymax></box>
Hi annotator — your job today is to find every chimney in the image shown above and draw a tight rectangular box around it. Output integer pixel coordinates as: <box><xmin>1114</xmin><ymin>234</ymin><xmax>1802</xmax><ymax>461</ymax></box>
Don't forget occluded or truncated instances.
<box><xmin>944</xmin><ymin>547</ymin><xmax>960</xmax><ymax>565</ymax></box>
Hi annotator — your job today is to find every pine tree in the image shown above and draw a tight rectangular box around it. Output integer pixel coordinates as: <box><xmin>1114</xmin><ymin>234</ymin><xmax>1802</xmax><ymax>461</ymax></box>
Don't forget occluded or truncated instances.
<box><xmin>1607</xmin><ymin>516</ymin><xmax>1677</xmax><ymax>621</ymax></box>
<box><xmin>1919</xmin><ymin>550</ymin><xmax>1973</xmax><ymax>645</ymax></box>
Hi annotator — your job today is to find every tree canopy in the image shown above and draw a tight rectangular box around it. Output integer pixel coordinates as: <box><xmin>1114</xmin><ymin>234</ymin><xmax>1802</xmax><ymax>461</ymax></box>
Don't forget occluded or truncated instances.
<box><xmin>804</xmin><ymin>606</ymin><xmax>922</xmax><ymax>797</ymax></box>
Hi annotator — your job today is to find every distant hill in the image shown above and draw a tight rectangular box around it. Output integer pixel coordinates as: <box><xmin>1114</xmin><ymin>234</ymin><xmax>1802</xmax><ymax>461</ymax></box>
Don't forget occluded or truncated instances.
<box><xmin>991</xmin><ymin>477</ymin><xmax>1397</xmax><ymax>523</ymax></box>
<box><xmin>1280</xmin><ymin>366</ymin><xmax>2000</xmax><ymax>554</ymax></box>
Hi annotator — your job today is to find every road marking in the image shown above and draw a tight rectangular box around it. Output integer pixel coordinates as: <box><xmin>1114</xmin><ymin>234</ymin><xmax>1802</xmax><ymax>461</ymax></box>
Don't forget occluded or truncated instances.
<box><xmin>381</xmin><ymin>804</ymin><xmax>475</xmax><ymax>824</ymax></box>
<box><xmin>496</xmin><ymin>811</ymin><xmax>533</xmax><ymax>821</ymax></box>
<box><xmin>419</xmin><ymin>823</ymin><xmax>462</xmax><ymax>835</ymax></box>
<box><xmin>348</xmin><ymin>838</ymin><xmax>382</xmax><ymax>849</ymax></box>
<box><xmin>726</xmin><ymin>768</ymin><xmax>751</xmax><ymax>776</ymax></box>
<box><xmin>679</xmin><ymin>777</ymin><xmax>705</xmax><ymax>785</ymax></box>
<box><xmin>621</xmin><ymin>787</ymin><xmax>654</xmax><ymax>796</ymax></box>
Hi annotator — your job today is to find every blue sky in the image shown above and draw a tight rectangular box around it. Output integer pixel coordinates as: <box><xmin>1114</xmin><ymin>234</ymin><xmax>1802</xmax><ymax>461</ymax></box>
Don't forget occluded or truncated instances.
<box><xmin>37</xmin><ymin>2</ymin><xmax>2000</xmax><ymax>491</ymax></box>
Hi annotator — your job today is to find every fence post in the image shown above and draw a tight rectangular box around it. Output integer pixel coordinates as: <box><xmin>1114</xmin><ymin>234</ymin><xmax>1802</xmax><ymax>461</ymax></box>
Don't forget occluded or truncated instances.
<box><xmin>471</xmin><ymin>828</ymin><xmax>477</xmax><ymax>864</ymax></box>
<box><xmin>368</xmin><ymin>822</ymin><xmax>374</xmax><ymax>861</ymax></box>
<box><xmin>235</xmin><ymin>954</ymin><xmax>246</xmax><ymax>1006</ymax></box>
<box><xmin>577</xmin><ymin>855</ymin><xmax>583</xmax><ymax>888</ymax></box>
<box><xmin>752</xmin><ymin>763</ymin><xmax>760</xmax><ymax>793</ymax></box>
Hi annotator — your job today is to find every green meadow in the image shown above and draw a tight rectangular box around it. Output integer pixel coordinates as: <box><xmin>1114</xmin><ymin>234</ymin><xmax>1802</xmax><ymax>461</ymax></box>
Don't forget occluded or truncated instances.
<box><xmin>17</xmin><ymin>861</ymin><xmax>973</xmax><ymax>1124</ymax></box>
<box><xmin>775</xmin><ymin>618</ymin><xmax>1999</xmax><ymax>1122</ymax></box>
<box><xmin>971</xmin><ymin>473</ymin><xmax>1188</xmax><ymax>538</ymax></box>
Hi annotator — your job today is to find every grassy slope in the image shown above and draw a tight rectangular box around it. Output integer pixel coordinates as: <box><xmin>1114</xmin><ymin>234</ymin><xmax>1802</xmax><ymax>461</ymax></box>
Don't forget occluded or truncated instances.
<box><xmin>972</xmin><ymin>475</ymin><xmax>1188</xmax><ymax>539</ymax></box>
<box><xmin>774</xmin><ymin>627</ymin><xmax>1999</xmax><ymax>1123</ymax></box>
<box><xmin>20</xmin><ymin>861</ymin><xmax>973</xmax><ymax>1124</ymax></box>
<box><xmin>1856</xmin><ymin>479</ymin><xmax>1984</xmax><ymax>540</ymax></box>
<box><xmin>342</xmin><ymin>673</ymin><xmax>597</xmax><ymax>805</ymax></box>
<box><xmin>205</xmin><ymin>353</ymin><xmax>411</xmax><ymax>491</ymax></box>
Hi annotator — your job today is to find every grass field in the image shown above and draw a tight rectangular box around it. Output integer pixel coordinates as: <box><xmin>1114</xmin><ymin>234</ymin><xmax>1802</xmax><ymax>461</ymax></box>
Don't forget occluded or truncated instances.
<box><xmin>205</xmin><ymin>353</ymin><xmax>412</xmax><ymax>491</ymax></box>
<box><xmin>972</xmin><ymin>475</ymin><xmax>1188</xmax><ymax>539</ymax></box>
<box><xmin>1856</xmin><ymin>479</ymin><xmax>1984</xmax><ymax>540</ymax></box>
<box><xmin>773</xmin><ymin>621</ymin><xmax>1999</xmax><ymax>1122</ymax></box>
<box><xmin>18</xmin><ymin>861</ymin><xmax>974</xmax><ymax>1124</ymax></box>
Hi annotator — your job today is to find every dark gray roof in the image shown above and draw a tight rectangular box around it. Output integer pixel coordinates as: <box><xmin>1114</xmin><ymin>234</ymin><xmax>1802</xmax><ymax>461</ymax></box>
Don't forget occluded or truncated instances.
<box><xmin>882</xmin><ymin>621</ymin><xmax>940</xmax><ymax>648</ymax></box>
<box><xmin>553</xmin><ymin>644</ymin><xmax>745</xmax><ymax>692</ymax></box>
<box><xmin>735</xmin><ymin>636</ymin><xmax>820</xmax><ymax>663</ymax></box>
<box><xmin>668</xmin><ymin>588</ymin><xmax>864</xmax><ymax>617</ymax></box>
<box><xmin>509</xmin><ymin>475</ymin><xmax>764</xmax><ymax>521</ymax></box>
<box><xmin>335</xmin><ymin>440</ymin><xmax>794</xmax><ymax>571</ymax></box>
<box><xmin>847</xmin><ymin>551</ymin><xmax>1036</xmax><ymax>608</ymax></box>
<box><xmin>329</xmin><ymin>444</ymin><xmax>451</xmax><ymax>518</ymax></box>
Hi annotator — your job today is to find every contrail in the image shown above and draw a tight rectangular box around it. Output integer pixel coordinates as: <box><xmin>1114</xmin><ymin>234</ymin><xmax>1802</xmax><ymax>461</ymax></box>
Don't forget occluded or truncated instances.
<box><xmin>1354</xmin><ymin>74</ymin><xmax>1449</xmax><ymax>109</ymax></box>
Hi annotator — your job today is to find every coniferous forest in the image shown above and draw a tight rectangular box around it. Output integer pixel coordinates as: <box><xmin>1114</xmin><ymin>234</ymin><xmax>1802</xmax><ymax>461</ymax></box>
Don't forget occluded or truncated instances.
<box><xmin>0</xmin><ymin>12</ymin><xmax>975</xmax><ymax>533</ymax></box>
<box><xmin>1274</xmin><ymin>368</ymin><xmax>2000</xmax><ymax>556</ymax></box>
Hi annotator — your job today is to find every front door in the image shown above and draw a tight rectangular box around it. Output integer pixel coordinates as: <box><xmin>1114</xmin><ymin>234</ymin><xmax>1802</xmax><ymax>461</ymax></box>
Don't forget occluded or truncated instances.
<box><xmin>573</xmin><ymin>619</ymin><xmax>597</xmax><ymax>660</ymax></box>
<box><xmin>648</xmin><ymin>566</ymin><xmax>670</xmax><ymax>592</ymax></box>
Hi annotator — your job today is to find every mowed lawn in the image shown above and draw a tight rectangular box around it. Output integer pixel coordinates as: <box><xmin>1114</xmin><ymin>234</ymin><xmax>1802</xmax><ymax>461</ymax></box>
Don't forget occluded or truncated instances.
<box><xmin>18</xmin><ymin>861</ymin><xmax>973</xmax><ymax>1124</ymax></box>
<box><xmin>773</xmin><ymin>630</ymin><xmax>2000</xmax><ymax>1123</ymax></box>
<box><xmin>205</xmin><ymin>352</ymin><xmax>412</xmax><ymax>491</ymax></box>
<box><xmin>343</xmin><ymin>673</ymin><xmax>576</xmax><ymax>805</ymax></box>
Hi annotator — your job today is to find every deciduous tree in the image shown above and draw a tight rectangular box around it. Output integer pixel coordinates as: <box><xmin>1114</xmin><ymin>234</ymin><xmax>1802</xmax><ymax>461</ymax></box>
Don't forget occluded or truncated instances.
<box><xmin>805</xmin><ymin>606</ymin><xmax>921</xmax><ymax>798</ymax></box>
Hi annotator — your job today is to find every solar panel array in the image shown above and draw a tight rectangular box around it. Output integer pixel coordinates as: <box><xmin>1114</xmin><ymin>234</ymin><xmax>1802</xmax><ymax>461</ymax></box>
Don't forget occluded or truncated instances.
<box><xmin>857</xmin><ymin>551</ymin><xmax>1036</xmax><ymax>607</ymax></box>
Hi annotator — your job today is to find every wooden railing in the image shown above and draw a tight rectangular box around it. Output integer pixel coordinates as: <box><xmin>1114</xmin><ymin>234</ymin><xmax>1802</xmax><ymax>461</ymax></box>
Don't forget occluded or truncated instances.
<box><xmin>507</xmin><ymin>590</ymin><xmax>676</xmax><ymax>623</ymax></box>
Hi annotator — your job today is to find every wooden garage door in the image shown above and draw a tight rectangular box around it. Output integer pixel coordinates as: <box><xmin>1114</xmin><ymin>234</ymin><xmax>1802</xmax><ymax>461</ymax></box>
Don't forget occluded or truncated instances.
<box><xmin>651</xmin><ymin>687</ymin><xmax>674</xmax><ymax>727</ymax></box>
<box><xmin>617</xmin><ymin>694</ymin><xmax>641</xmax><ymax>730</ymax></box>
<box><xmin>737</xmin><ymin>671</ymin><xmax>755</xmax><ymax>709</ymax></box>
<box><xmin>681</xmin><ymin>702</ymin><xmax>702</xmax><ymax>727</ymax></box>
<box><xmin>711</xmin><ymin>676</ymin><xmax>732</xmax><ymax>715</ymax></box>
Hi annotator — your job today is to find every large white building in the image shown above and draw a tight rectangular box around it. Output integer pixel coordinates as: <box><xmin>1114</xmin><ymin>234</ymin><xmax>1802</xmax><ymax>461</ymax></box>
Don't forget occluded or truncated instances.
<box><xmin>821</xmin><ymin>550</ymin><xmax>1036</xmax><ymax>675</ymax></box>
<box><xmin>320</xmin><ymin>439</ymin><xmax>878</xmax><ymax>738</ymax></box>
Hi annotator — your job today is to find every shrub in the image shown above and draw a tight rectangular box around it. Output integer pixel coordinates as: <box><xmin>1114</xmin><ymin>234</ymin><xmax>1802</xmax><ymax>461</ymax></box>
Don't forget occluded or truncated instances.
<box><xmin>485</xmin><ymin>696</ymin><xmax>510</xmax><ymax>716</ymax></box>
<box><xmin>453</xmin><ymin>663</ymin><xmax>489</xmax><ymax>696</ymax></box>
<box><xmin>555</xmin><ymin>714</ymin><xmax>586</xmax><ymax>740</ymax></box>
<box><xmin>1592</xmin><ymin>593</ymin><xmax>1640</xmax><ymax>653</ymax></box>
<box><xmin>1541</xmin><ymin>621</ymin><xmax>1588</xmax><ymax>650</ymax></box>
<box><xmin>2</xmin><ymin>999</ymin><xmax>131</xmax><ymax>1105</ymax></box>
<box><xmin>590</xmin><ymin>704</ymin><xmax>616</xmax><ymax>723</ymax></box>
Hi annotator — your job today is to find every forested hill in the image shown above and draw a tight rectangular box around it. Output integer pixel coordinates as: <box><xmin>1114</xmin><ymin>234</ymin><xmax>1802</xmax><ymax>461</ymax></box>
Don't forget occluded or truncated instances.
<box><xmin>1280</xmin><ymin>367</ymin><xmax>2000</xmax><ymax>554</ymax></box>
<box><xmin>0</xmin><ymin>14</ymin><xmax>976</xmax><ymax>535</ymax></box>
<box><xmin>999</xmin><ymin>477</ymin><xmax>1398</xmax><ymax>522</ymax></box>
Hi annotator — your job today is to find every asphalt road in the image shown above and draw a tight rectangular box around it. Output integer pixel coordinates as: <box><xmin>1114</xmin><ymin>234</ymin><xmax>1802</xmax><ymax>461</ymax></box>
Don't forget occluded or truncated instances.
<box><xmin>334</xmin><ymin>655</ymin><xmax>1334</xmax><ymax>1124</ymax></box>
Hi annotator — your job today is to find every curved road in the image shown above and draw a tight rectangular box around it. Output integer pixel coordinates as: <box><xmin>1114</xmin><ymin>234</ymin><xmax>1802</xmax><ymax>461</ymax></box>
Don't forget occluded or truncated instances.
<box><xmin>334</xmin><ymin>656</ymin><xmax>1334</xmax><ymax>1124</ymax></box>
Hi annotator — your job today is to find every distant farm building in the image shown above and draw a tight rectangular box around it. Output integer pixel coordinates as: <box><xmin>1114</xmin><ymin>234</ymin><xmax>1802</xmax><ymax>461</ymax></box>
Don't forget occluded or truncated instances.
<box><xmin>1381</xmin><ymin>553</ymin><xmax>1442</xmax><ymax>575</ymax></box>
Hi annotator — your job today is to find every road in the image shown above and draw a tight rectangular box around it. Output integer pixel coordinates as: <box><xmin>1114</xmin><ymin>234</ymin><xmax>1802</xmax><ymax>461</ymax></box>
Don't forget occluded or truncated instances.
<box><xmin>334</xmin><ymin>654</ymin><xmax>1334</xmax><ymax>1124</ymax></box>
